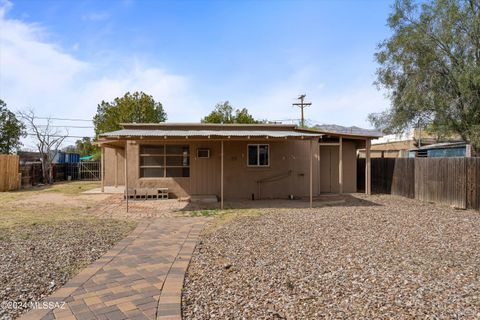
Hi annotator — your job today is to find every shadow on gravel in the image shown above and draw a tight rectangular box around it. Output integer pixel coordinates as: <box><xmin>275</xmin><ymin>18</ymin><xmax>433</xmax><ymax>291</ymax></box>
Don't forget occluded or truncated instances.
<box><xmin>179</xmin><ymin>194</ymin><xmax>382</xmax><ymax>212</ymax></box>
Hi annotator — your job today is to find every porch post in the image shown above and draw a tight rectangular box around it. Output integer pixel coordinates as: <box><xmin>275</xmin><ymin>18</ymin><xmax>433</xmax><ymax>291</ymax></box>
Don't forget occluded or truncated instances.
<box><xmin>365</xmin><ymin>139</ymin><xmax>371</xmax><ymax>195</ymax></box>
<box><xmin>101</xmin><ymin>145</ymin><xmax>105</xmax><ymax>193</ymax></box>
<box><xmin>339</xmin><ymin>136</ymin><xmax>343</xmax><ymax>194</ymax></box>
<box><xmin>125</xmin><ymin>142</ymin><xmax>129</xmax><ymax>212</ymax></box>
<box><xmin>114</xmin><ymin>149</ymin><xmax>118</xmax><ymax>188</ymax></box>
<box><xmin>221</xmin><ymin>140</ymin><xmax>224</xmax><ymax>210</ymax></box>
<box><xmin>309</xmin><ymin>139</ymin><xmax>313</xmax><ymax>208</ymax></box>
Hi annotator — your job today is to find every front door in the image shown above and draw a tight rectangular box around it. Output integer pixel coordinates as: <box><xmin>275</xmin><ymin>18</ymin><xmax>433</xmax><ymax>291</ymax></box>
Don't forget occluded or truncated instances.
<box><xmin>319</xmin><ymin>146</ymin><xmax>339</xmax><ymax>193</ymax></box>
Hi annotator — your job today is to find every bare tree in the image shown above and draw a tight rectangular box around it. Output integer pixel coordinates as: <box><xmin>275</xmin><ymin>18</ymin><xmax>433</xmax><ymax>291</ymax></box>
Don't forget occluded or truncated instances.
<box><xmin>18</xmin><ymin>109</ymin><xmax>68</xmax><ymax>184</ymax></box>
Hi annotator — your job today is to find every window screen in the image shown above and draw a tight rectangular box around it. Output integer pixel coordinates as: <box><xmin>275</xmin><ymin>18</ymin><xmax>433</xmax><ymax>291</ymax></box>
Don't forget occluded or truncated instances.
<box><xmin>139</xmin><ymin>145</ymin><xmax>189</xmax><ymax>177</ymax></box>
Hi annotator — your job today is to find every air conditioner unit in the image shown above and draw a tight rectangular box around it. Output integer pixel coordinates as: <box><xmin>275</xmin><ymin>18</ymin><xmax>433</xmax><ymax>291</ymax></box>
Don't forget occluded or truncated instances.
<box><xmin>197</xmin><ymin>148</ymin><xmax>210</xmax><ymax>158</ymax></box>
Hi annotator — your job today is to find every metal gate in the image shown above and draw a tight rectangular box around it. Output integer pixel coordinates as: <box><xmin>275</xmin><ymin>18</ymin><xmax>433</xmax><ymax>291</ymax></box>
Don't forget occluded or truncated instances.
<box><xmin>79</xmin><ymin>161</ymin><xmax>100</xmax><ymax>181</ymax></box>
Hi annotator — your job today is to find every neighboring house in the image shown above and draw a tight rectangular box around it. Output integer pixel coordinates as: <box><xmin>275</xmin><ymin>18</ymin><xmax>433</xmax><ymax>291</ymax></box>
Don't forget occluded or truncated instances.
<box><xmin>18</xmin><ymin>151</ymin><xmax>80</xmax><ymax>164</ymax></box>
<box><xmin>18</xmin><ymin>151</ymin><xmax>42</xmax><ymax>165</ymax></box>
<box><xmin>97</xmin><ymin>123</ymin><xmax>380</xmax><ymax>207</ymax></box>
<box><xmin>359</xmin><ymin>128</ymin><xmax>471</xmax><ymax>158</ymax></box>
<box><xmin>409</xmin><ymin>141</ymin><xmax>472</xmax><ymax>158</ymax></box>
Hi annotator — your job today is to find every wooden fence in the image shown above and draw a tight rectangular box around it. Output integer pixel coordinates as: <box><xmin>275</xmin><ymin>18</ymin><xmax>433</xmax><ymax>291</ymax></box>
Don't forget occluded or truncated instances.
<box><xmin>19</xmin><ymin>162</ymin><xmax>43</xmax><ymax>187</ymax></box>
<box><xmin>0</xmin><ymin>155</ymin><xmax>20</xmax><ymax>191</ymax></box>
<box><xmin>358</xmin><ymin>157</ymin><xmax>480</xmax><ymax>210</ymax></box>
<box><xmin>0</xmin><ymin>158</ymin><xmax>101</xmax><ymax>191</ymax></box>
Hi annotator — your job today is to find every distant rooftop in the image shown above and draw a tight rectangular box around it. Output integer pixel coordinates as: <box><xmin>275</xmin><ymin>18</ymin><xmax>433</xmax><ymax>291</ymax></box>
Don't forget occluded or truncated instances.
<box><xmin>313</xmin><ymin>124</ymin><xmax>382</xmax><ymax>138</ymax></box>
<box><xmin>417</xmin><ymin>141</ymin><xmax>468</xmax><ymax>150</ymax></box>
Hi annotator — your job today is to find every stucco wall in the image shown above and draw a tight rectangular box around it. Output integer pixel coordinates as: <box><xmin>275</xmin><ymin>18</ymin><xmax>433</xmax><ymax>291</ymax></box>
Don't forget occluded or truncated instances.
<box><xmin>104</xmin><ymin>138</ymin><xmax>359</xmax><ymax>198</ymax></box>
<box><xmin>104</xmin><ymin>147</ymin><xmax>125</xmax><ymax>186</ymax></box>
<box><xmin>222</xmin><ymin>140</ymin><xmax>319</xmax><ymax>199</ymax></box>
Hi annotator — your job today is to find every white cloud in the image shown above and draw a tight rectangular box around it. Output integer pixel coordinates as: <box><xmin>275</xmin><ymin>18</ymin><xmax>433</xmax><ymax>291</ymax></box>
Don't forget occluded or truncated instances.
<box><xmin>238</xmin><ymin>67</ymin><xmax>389</xmax><ymax>128</ymax></box>
<box><xmin>0</xmin><ymin>0</ymin><xmax>390</xmax><ymax>151</ymax></box>
<box><xmin>0</xmin><ymin>10</ymin><xmax>88</xmax><ymax>109</ymax></box>
<box><xmin>0</xmin><ymin>2</ymin><xmax>201</xmax><ymax>148</ymax></box>
<box><xmin>0</xmin><ymin>0</ymin><xmax>12</xmax><ymax>17</ymax></box>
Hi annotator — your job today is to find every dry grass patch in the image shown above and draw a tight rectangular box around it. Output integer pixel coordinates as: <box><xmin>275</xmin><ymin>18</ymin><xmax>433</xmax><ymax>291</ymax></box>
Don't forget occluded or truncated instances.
<box><xmin>188</xmin><ymin>208</ymin><xmax>262</xmax><ymax>233</ymax></box>
<box><xmin>0</xmin><ymin>181</ymin><xmax>137</xmax><ymax>319</ymax></box>
<box><xmin>0</xmin><ymin>181</ymin><xmax>108</xmax><ymax>228</ymax></box>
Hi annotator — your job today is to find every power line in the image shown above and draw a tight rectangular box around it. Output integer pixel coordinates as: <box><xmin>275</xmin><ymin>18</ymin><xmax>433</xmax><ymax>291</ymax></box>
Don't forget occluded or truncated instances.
<box><xmin>26</xmin><ymin>133</ymin><xmax>94</xmax><ymax>139</ymax></box>
<box><xmin>36</xmin><ymin>125</ymin><xmax>94</xmax><ymax>129</ymax></box>
<box><xmin>34</xmin><ymin>117</ymin><xmax>92</xmax><ymax>122</ymax></box>
<box><xmin>292</xmin><ymin>94</ymin><xmax>312</xmax><ymax>127</ymax></box>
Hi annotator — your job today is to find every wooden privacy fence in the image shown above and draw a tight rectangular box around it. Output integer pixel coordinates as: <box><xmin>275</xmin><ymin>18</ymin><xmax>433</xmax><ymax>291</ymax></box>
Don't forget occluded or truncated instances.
<box><xmin>18</xmin><ymin>161</ymin><xmax>100</xmax><ymax>188</ymax></box>
<box><xmin>20</xmin><ymin>162</ymin><xmax>43</xmax><ymax>187</ymax></box>
<box><xmin>0</xmin><ymin>155</ymin><xmax>20</xmax><ymax>191</ymax></box>
<box><xmin>358</xmin><ymin>157</ymin><xmax>480</xmax><ymax>210</ymax></box>
<box><xmin>0</xmin><ymin>158</ymin><xmax>101</xmax><ymax>191</ymax></box>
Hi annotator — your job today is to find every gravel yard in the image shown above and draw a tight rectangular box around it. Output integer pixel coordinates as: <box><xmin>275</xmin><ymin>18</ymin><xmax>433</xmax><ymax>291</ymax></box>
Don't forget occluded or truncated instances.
<box><xmin>0</xmin><ymin>182</ymin><xmax>136</xmax><ymax>319</ymax></box>
<box><xmin>0</xmin><ymin>220</ymin><xmax>135</xmax><ymax>319</ymax></box>
<box><xmin>183</xmin><ymin>194</ymin><xmax>480</xmax><ymax>319</ymax></box>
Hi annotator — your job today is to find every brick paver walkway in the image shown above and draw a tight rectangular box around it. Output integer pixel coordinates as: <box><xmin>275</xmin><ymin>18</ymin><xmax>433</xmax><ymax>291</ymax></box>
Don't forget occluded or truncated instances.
<box><xmin>20</xmin><ymin>217</ymin><xmax>206</xmax><ymax>320</ymax></box>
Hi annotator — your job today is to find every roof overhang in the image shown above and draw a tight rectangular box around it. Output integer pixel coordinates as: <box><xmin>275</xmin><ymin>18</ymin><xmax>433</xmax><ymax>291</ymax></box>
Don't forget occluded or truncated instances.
<box><xmin>98</xmin><ymin>129</ymin><xmax>322</xmax><ymax>140</ymax></box>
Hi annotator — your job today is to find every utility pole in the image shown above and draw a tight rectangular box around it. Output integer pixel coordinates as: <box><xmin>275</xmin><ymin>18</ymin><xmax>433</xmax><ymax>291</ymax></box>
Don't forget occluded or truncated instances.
<box><xmin>292</xmin><ymin>94</ymin><xmax>312</xmax><ymax>127</ymax></box>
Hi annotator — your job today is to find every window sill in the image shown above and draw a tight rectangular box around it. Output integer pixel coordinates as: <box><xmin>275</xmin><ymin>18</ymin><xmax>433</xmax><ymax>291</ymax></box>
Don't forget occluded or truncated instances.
<box><xmin>139</xmin><ymin>177</ymin><xmax>190</xmax><ymax>180</ymax></box>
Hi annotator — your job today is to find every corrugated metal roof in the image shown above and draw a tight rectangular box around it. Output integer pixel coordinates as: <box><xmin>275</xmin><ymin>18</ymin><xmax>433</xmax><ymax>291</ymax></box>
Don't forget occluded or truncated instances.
<box><xmin>417</xmin><ymin>141</ymin><xmax>467</xmax><ymax>150</ymax></box>
<box><xmin>100</xmin><ymin>129</ymin><xmax>321</xmax><ymax>138</ymax></box>
<box><xmin>314</xmin><ymin>124</ymin><xmax>383</xmax><ymax>137</ymax></box>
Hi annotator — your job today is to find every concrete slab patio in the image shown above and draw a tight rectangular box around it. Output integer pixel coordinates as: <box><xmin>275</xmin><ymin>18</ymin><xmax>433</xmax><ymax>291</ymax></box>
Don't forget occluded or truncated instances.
<box><xmin>82</xmin><ymin>186</ymin><xmax>125</xmax><ymax>194</ymax></box>
<box><xmin>19</xmin><ymin>217</ymin><xmax>207</xmax><ymax>320</ymax></box>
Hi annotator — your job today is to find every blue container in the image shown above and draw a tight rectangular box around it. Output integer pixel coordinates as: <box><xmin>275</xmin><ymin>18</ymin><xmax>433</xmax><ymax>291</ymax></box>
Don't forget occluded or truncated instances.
<box><xmin>65</xmin><ymin>153</ymin><xmax>80</xmax><ymax>163</ymax></box>
<box><xmin>54</xmin><ymin>152</ymin><xmax>66</xmax><ymax>164</ymax></box>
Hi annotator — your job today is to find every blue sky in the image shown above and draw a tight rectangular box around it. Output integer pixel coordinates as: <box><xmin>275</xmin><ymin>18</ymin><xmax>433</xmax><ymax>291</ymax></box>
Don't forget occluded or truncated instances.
<box><xmin>0</xmin><ymin>0</ymin><xmax>393</xmax><ymax>147</ymax></box>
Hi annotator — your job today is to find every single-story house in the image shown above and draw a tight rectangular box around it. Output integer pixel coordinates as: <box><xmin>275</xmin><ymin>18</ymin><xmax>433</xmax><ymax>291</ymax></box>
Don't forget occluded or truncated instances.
<box><xmin>97</xmin><ymin>123</ymin><xmax>379</xmax><ymax>208</ymax></box>
<box><xmin>358</xmin><ymin>128</ymin><xmax>471</xmax><ymax>158</ymax></box>
<box><xmin>409</xmin><ymin>141</ymin><xmax>473</xmax><ymax>158</ymax></box>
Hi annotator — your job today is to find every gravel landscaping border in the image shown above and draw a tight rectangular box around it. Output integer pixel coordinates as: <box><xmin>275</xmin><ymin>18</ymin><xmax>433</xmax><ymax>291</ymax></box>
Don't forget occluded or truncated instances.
<box><xmin>183</xmin><ymin>194</ymin><xmax>480</xmax><ymax>319</ymax></box>
<box><xmin>0</xmin><ymin>219</ymin><xmax>136</xmax><ymax>320</ymax></box>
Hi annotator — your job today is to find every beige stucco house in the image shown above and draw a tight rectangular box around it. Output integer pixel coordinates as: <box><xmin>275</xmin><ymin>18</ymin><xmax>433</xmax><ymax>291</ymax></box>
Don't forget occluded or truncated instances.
<box><xmin>97</xmin><ymin>123</ymin><xmax>378</xmax><ymax>208</ymax></box>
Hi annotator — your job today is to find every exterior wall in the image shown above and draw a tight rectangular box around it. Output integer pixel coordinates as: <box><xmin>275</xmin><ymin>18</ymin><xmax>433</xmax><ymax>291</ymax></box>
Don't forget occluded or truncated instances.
<box><xmin>319</xmin><ymin>140</ymin><xmax>357</xmax><ymax>193</ymax></box>
<box><xmin>342</xmin><ymin>141</ymin><xmax>357</xmax><ymax>193</ymax></box>
<box><xmin>104</xmin><ymin>138</ymin><xmax>361</xmax><ymax>198</ymax></box>
<box><xmin>104</xmin><ymin>147</ymin><xmax>125</xmax><ymax>186</ymax></box>
<box><xmin>222</xmin><ymin>140</ymin><xmax>319</xmax><ymax>199</ymax></box>
<box><xmin>369</xmin><ymin>140</ymin><xmax>416</xmax><ymax>159</ymax></box>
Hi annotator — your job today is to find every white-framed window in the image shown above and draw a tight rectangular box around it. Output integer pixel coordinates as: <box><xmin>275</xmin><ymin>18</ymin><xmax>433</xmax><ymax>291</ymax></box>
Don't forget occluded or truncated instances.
<box><xmin>247</xmin><ymin>144</ymin><xmax>269</xmax><ymax>167</ymax></box>
<box><xmin>139</xmin><ymin>145</ymin><xmax>190</xmax><ymax>177</ymax></box>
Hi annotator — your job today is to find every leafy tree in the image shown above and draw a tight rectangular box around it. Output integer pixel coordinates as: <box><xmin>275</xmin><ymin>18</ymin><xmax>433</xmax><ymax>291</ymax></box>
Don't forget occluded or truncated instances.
<box><xmin>62</xmin><ymin>145</ymin><xmax>77</xmax><ymax>153</ymax></box>
<box><xmin>369</xmin><ymin>0</ymin><xmax>480</xmax><ymax>154</ymax></box>
<box><xmin>0</xmin><ymin>99</ymin><xmax>26</xmax><ymax>154</ymax></box>
<box><xmin>75</xmin><ymin>137</ymin><xmax>97</xmax><ymax>157</ymax></box>
<box><xmin>202</xmin><ymin>101</ymin><xmax>260</xmax><ymax>124</ymax></box>
<box><xmin>93</xmin><ymin>91</ymin><xmax>167</xmax><ymax>135</ymax></box>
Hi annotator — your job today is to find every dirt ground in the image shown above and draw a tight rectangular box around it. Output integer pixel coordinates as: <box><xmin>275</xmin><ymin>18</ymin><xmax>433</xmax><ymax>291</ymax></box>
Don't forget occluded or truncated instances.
<box><xmin>183</xmin><ymin>194</ymin><xmax>480</xmax><ymax>319</ymax></box>
<box><xmin>0</xmin><ymin>182</ymin><xmax>111</xmax><ymax>228</ymax></box>
<box><xmin>0</xmin><ymin>182</ymin><xmax>136</xmax><ymax>319</ymax></box>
